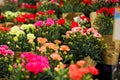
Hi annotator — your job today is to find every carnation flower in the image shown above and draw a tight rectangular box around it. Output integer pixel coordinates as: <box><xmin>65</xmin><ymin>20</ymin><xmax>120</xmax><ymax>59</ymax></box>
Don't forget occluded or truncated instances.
<box><xmin>45</xmin><ymin>43</ymin><xmax>58</xmax><ymax>51</ymax></box>
<box><xmin>60</xmin><ymin>45</ymin><xmax>70</xmax><ymax>52</ymax></box>
<box><xmin>34</xmin><ymin>20</ymin><xmax>44</xmax><ymax>27</ymax></box>
<box><xmin>37</xmin><ymin>37</ymin><xmax>48</xmax><ymax>44</ymax></box>
<box><xmin>50</xmin><ymin>52</ymin><xmax>62</xmax><ymax>61</ymax></box>
<box><xmin>9</xmin><ymin>26</ymin><xmax>25</xmax><ymax>36</ymax></box>
<box><xmin>36</xmin><ymin>11</ymin><xmax>45</xmax><ymax>16</ymax></box>
<box><xmin>45</xmin><ymin>18</ymin><xmax>55</xmax><ymax>26</ymax></box>
<box><xmin>82</xmin><ymin>0</ymin><xmax>92</xmax><ymax>5</ymax></box>
<box><xmin>69</xmin><ymin>61</ymin><xmax>99</xmax><ymax>80</ymax></box>
<box><xmin>20</xmin><ymin>52</ymin><xmax>50</xmax><ymax>74</ymax></box>
<box><xmin>15</xmin><ymin>17</ymin><xmax>26</xmax><ymax>23</ymax></box>
<box><xmin>0</xmin><ymin>45</ymin><xmax>14</xmax><ymax>78</ymax></box>
<box><xmin>47</xmin><ymin>10</ymin><xmax>55</xmax><ymax>15</ymax></box>
<box><xmin>57</xmin><ymin>18</ymin><xmax>65</xmax><ymax>25</ymax></box>
<box><xmin>27</xmin><ymin>33</ymin><xmax>35</xmax><ymax>40</ymax></box>
<box><xmin>70</xmin><ymin>21</ymin><xmax>79</xmax><ymax>28</ymax></box>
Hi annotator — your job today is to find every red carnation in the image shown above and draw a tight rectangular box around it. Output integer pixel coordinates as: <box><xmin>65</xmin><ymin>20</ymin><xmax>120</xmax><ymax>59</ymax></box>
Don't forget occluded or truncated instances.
<box><xmin>31</xmin><ymin>5</ymin><xmax>37</xmax><ymax>9</ymax></box>
<box><xmin>57</xmin><ymin>18</ymin><xmax>65</xmax><ymax>25</ymax></box>
<box><xmin>88</xmin><ymin>66</ymin><xmax>99</xmax><ymax>75</ymax></box>
<box><xmin>108</xmin><ymin>7</ymin><xmax>115</xmax><ymax>15</ymax></box>
<box><xmin>3</xmin><ymin>27</ymin><xmax>10</xmax><ymax>31</ymax></box>
<box><xmin>22</xmin><ymin>14</ymin><xmax>29</xmax><ymax>18</ymax></box>
<box><xmin>15</xmin><ymin>17</ymin><xmax>26</xmax><ymax>23</ymax></box>
<box><xmin>80</xmin><ymin>15</ymin><xmax>90</xmax><ymax>22</ymax></box>
<box><xmin>96</xmin><ymin>7</ymin><xmax>109</xmax><ymax>15</ymax></box>
<box><xmin>83</xmin><ymin>0</ymin><xmax>92</xmax><ymax>5</ymax></box>
<box><xmin>70</xmin><ymin>21</ymin><xmax>79</xmax><ymax>28</ymax></box>
<box><xmin>36</xmin><ymin>11</ymin><xmax>45</xmax><ymax>16</ymax></box>
<box><xmin>47</xmin><ymin>10</ymin><xmax>55</xmax><ymax>15</ymax></box>
<box><xmin>22</xmin><ymin>13</ymin><xmax>36</xmax><ymax>20</ymax></box>
<box><xmin>0</xmin><ymin>15</ymin><xmax>4</xmax><ymax>19</ymax></box>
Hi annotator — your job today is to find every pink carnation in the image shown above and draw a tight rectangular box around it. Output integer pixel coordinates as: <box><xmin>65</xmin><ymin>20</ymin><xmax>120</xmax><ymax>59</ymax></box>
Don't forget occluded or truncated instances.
<box><xmin>14</xmin><ymin>0</ymin><xmax>18</xmax><ymax>3</ymax></box>
<box><xmin>34</xmin><ymin>20</ymin><xmax>44</xmax><ymax>27</ymax></box>
<box><xmin>20</xmin><ymin>52</ymin><xmax>36</xmax><ymax>62</ymax></box>
<box><xmin>71</xmin><ymin>27</ymin><xmax>82</xmax><ymax>32</ymax></box>
<box><xmin>21</xmin><ymin>52</ymin><xmax>49</xmax><ymax>74</ymax></box>
<box><xmin>25</xmin><ymin>56</ymin><xmax>49</xmax><ymax>74</ymax></box>
<box><xmin>0</xmin><ymin>45</ymin><xmax>14</xmax><ymax>56</ymax></box>
<box><xmin>6</xmin><ymin>50</ymin><xmax>14</xmax><ymax>55</ymax></box>
<box><xmin>0</xmin><ymin>47</ymin><xmax>7</xmax><ymax>56</ymax></box>
<box><xmin>1</xmin><ymin>45</ymin><xmax>9</xmax><ymax>49</ymax></box>
<box><xmin>45</xmin><ymin>18</ymin><xmax>54</xmax><ymax>26</ymax></box>
<box><xmin>93</xmin><ymin>32</ymin><xmax>102</xmax><ymax>38</ymax></box>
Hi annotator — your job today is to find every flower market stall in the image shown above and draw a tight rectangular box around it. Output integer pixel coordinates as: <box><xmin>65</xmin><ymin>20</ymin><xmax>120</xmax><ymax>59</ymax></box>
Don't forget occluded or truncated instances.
<box><xmin>0</xmin><ymin>0</ymin><xmax>120</xmax><ymax>80</ymax></box>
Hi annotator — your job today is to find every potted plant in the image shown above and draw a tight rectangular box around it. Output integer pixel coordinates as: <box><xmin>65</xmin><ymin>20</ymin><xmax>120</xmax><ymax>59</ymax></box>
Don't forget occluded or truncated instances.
<box><xmin>94</xmin><ymin>7</ymin><xmax>115</xmax><ymax>35</ymax></box>
<box><xmin>63</xmin><ymin>26</ymin><xmax>106</xmax><ymax>64</ymax></box>
<box><xmin>34</xmin><ymin>18</ymin><xmax>70</xmax><ymax>42</ymax></box>
<box><xmin>0</xmin><ymin>26</ymin><xmax>10</xmax><ymax>45</ymax></box>
<box><xmin>36</xmin><ymin>37</ymin><xmax>72</xmax><ymax>67</ymax></box>
<box><xmin>7</xmin><ymin>24</ymin><xmax>36</xmax><ymax>53</ymax></box>
<box><xmin>0</xmin><ymin>45</ymin><xmax>14</xmax><ymax>79</ymax></box>
<box><xmin>9</xmin><ymin>52</ymin><xmax>51</xmax><ymax>80</ymax></box>
<box><xmin>36</xmin><ymin>10</ymin><xmax>58</xmax><ymax>21</ymax></box>
<box><xmin>37</xmin><ymin>1</ymin><xmax>61</xmax><ymax>17</ymax></box>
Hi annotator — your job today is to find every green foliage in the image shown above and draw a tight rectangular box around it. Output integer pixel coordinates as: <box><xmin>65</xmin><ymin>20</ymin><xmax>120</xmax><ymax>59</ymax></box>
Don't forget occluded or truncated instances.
<box><xmin>0</xmin><ymin>32</ymin><xmax>8</xmax><ymax>45</ymax></box>
<box><xmin>7</xmin><ymin>34</ymin><xmax>35</xmax><ymax>52</ymax></box>
<box><xmin>19</xmin><ymin>8</ymin><xmax>37</xmax><ymax>14</ymax></box>
<box><xmin>37</xmin><ymin>2</ymin><xmax>61</xmax><ymax>17</ymax></box>
<box><xmin>0</xmin><ymin>2</ymin><xmax>18</xmax><ymax>12</ymax></box>
<box><xmin>63</xmin><ymin>29</ymin><xmax>106</xmax><ymax>63</ymax></box>
<box><xmin>61</xmin><ymin>1</ymin><xmax>82</xmax><ymax>13</ymax></box>
<box><xmin>18</xmin><ymin>0</ymin><xmax>38</xmax><ymax>5</ymax></box>
<box><xmin>0</xmin><ymin>55</ymin><xmax>14</xmax><ymax>79</ymax></box>
<box><xmin>46</xmin><ymin>63</ymin><xmax>69</xmax><ymax>80</ymax></box>
<box><xmin>35</xmin><ymin>26</ymin><xmax>61</xmax><ymax>42</ymax></box>
<box><xmin>35</xmin><ymin>22</ymin><xmax>70</xmax><ymax>43</ymax></box>
<box><xmin>94</xmin><ymin>14</ymin><xmax>114</xmax><ymax>35</ymax></box>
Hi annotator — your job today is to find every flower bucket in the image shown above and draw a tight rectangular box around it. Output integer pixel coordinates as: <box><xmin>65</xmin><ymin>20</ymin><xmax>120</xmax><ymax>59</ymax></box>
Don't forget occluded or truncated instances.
<box><xmin>84</xmin><ymin>56</ymin><xmax>96</xmax><ymax>67</ymax></box>
<box><xmin>62</xmin><ymin>12</ymin><xmax>83</xmax><ymax>21</ymax></box>
<box><xmin>102</xmin><ymin>35</ymin><xmax>119</xmax><ymax>65</ymax></box>
<box><xmin>90</xmin><ymin>12</ymin><xmax>98</xmax><ymax>29</ymax></box>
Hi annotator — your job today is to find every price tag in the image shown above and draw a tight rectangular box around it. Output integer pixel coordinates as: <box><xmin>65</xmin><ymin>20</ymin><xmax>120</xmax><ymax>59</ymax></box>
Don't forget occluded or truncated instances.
<box><xmin>113</xmin><ymin>8</ymin><xmax>120</xmax><ymax>41</ymax></box>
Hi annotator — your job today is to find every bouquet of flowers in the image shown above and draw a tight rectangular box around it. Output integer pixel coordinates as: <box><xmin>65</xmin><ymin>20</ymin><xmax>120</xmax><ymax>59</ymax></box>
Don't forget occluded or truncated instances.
<box><xmin>37</xmin><ymin>0</ymin><xmax>61</xmax><ymax>16</ymax></box>
<box><xmin>19</xmin><ymin>3</ymin><xmax>37</xmax><ymax>13</ymax></box>
<box><xmin>94</xmin><ymin>7</ymin><xmax>115</xmax><ymax>35</ymax></box>
<box><xmin>9</xmin><ymin>52</ymin><xmax>99</xmax><ymax>80</ymax></box>
<box><xmin>0</xmin><ymin>45</ymin><xmax>14</xmax><ymax>79</ymax></box>
<box><xmin>7</xmin><ymin>24</ymin><xmax>36</xmax><ymax>52</ymax></box>
<box><xmin>46</xmin><ymin>60</ymin><xmax>99</xmax><ymax>80</ymax></box>
<box><xmin>0</xmin><ymin>0</ymin><xmax>18</xmax><ymax>12</ymax></box>
<box><xmin>0</xmin><ymin>26</ymin><xmax>10</xmax><ymax>45</ymax></box>
<box><xmin>36</xmin><ymin>10</ymin><xmax>58</xmax><ymax>21</ymax></box>
<box><xmin>34</xmin><ymin>18</ymin><xmax>70</xmax><ymax>42</ymax></box>
<box><xmin>72</xmin><ymin>14</ymin><xmax>91</xmax><ymax>28</ymax></box>
<box><xmin>36</xmin><ymin>37</ymin><xmax>72</xmax><ymax>68</ymax></box>
<box><xmin>59</xmin><ymin>0</ymin><xmax>81</xmax><ymax>13</ymax></box>
<box><xmin>14</xmin><ymin>13</ymin><xmax>36</xmax><ymax>25</ymax></box>
<box><xmin>9</xmin><ymin>52</ymin><xmax>51</xmax><ymax>80</ymax></box>
<box><xmin>3</xmin><ymin>11</ymin><xmax>21</xmax><ymax>22</ymax></box>
<box><xmin>63</xmin><ymin>26</ymin><xmax>106</xmax><ymax>63</ymax></box>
